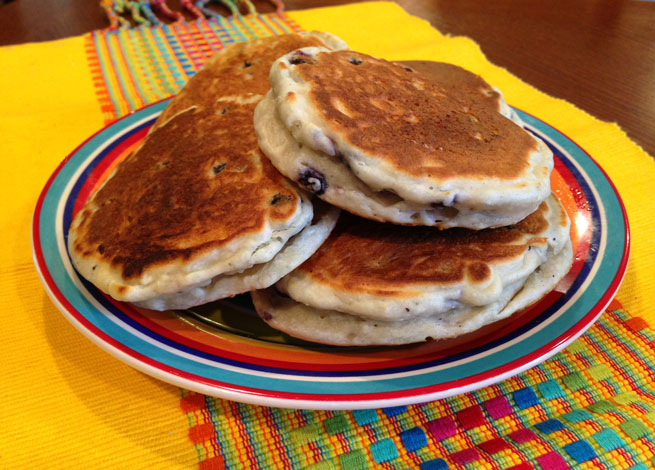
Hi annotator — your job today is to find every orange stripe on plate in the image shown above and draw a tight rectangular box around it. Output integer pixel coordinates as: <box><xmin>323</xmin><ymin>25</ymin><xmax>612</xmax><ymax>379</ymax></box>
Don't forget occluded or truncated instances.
<box><xmin>552</xmin><ymin>168</ymin><xmax>579</xmax><ymax>256</ymax></box>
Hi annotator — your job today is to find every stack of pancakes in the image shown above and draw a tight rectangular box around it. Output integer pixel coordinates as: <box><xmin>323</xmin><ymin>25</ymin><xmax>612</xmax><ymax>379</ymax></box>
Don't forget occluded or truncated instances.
<box><xmin>251</xmin><ymin>45</ymin><xmax>573</xmax><ymax>345</ymax></box>
<box><xmin>69</xmin><ymin>33</ymin><xmax>573</xmax><ymax>346</ymax></box>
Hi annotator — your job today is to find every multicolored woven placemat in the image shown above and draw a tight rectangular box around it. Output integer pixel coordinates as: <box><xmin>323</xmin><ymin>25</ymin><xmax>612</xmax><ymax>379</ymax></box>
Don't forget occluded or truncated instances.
<box><xmin>78</xmin><ymin>8</ymin><xmax>655</xmax><ymax>468</ymax></box>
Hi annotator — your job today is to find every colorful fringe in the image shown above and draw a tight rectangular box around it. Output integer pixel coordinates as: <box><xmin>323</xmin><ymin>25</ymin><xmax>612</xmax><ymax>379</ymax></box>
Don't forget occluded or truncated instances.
<box><xmin>182</xmin><ymin>303</ymin><xmax>655</xmax><ymax>469</ymax></box>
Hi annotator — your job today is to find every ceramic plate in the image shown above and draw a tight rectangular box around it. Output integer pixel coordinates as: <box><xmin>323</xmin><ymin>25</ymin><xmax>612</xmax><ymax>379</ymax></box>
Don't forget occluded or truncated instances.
<box><xmin>32</xmin><ymin>100</ymin><xmax>629</xmax><ymax>409</ymax></box>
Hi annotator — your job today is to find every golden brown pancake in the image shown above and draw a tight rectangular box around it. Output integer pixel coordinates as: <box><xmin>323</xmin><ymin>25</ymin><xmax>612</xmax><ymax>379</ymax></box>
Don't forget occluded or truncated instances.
<box><xmin>68</xmin><ymin>33</ymin><xmax>346</xmax><ymax>308</ymax></box>
<box><xmin>299</xmin><ymin>205</ymin><xmax>549</xmax><ymax>295</ymax></box>
<box><xmin>277</xmin><ymin>193</ymin><xmax>568</xmax><ymax>319</ymax></box>
<box><xmin>71</xmin><ymin>104</ymin><xmax>299</xmax><ymax>282</ymax></box>
<box><xmin>253</xmin><ymin>194</ymin><xmax>573</xmax><ymax>346</ymax></box>
<box><xmin>259</xmin><ymin>48</ymin><xmax>553</xmax><ymax>229</ymax></box>
<box><xmin>294</xmin><ymin>51</ymin><xmax>536</xmax><ymax>180</ymax></box>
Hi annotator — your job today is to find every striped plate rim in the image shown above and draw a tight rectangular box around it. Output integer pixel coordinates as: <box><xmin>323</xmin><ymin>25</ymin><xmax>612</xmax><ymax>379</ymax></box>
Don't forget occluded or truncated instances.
<box><xmin>31</xmin><ymin>103</ymin><xmax>629</xmax><ymax>409</ymax></box>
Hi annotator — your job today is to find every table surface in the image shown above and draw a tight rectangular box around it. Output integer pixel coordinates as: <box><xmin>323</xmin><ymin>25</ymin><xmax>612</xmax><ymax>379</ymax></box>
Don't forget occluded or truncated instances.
<box><xmin>1</xmin><ymin>0</ymin><xmax>654</xmax><ymax>157</ymax></box>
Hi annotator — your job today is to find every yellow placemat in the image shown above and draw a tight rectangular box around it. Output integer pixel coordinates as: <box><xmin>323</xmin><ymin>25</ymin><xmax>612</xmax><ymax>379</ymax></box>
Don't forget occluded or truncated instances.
<box><xmin>0</xmin><ymin>37</ymin><xmax>193</xmax><ymax>468</ymax></box>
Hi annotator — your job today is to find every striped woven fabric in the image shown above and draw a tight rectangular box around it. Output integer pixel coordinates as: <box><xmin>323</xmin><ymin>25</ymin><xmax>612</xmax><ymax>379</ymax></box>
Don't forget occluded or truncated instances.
<box><xmin>85</xmin><ymin>11</ymin><xmax>655</xmax><ymax>470</ymax></box>
<box><xmin>86</xmin><ymin>12</ymin><xmax>300</xmax><ymax>123</ymax></box>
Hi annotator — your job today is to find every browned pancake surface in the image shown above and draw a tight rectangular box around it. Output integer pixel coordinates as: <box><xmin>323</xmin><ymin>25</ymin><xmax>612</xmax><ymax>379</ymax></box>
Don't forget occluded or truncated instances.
<box><xmin>401</xmin><ymin>61</ymin><xmax>504</xmax><ymax>112</ymax></box>
<box><xmin>297</xmin><ymin>203</ymin><xmax>549</xmax><ymax>295</ymax></box>
<box><xmin>295</xmin><ymin>51</ymin><xmax>538</xmax><ymax>180</ymax></box>
<box><xmin>72</xmin><ymin>104</ymin><xmax>300</xmax><ymax>280</ymax></box>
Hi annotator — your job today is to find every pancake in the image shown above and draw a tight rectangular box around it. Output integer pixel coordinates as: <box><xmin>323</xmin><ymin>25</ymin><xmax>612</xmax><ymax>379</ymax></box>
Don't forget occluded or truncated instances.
<box><xmin>68</xmin><ymin>33</ymin><xmax>347</xmax><ymax>309</ymax></box>
<box><xmin>136</xmin><ymin>200</ymin><xmax>338</xmax><ymax>311</ymax></box>
<box><xmin>256</xmin><ymin>48</ymin><xmax>553</xmax><ymax>229</ymax></box>
<box><xmin>251</xmin><ymin>194</ymin><xmax>573</xmax><ymax>346</ymax></box>
<box><xmin>252</xmin><ymin>241</ymin><xmax>572</xmax><ymax>346</ymax></box>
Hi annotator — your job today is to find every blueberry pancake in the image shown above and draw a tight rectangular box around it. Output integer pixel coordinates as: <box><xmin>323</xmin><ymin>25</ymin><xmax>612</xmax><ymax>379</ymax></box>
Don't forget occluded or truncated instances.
<box><xmin>68</xmin><ymin>33</ymin><xmax>347</xmax><ymax>311</ymax></box>
<box><xmin>252</xmin><ymin>194</ymin><xmax>572</xmax><ymax>346</ymax></box>
<box><xmin>255</xmin><ymin>49</ymin><xmax>553</xmax><ymax>229</ymax></box>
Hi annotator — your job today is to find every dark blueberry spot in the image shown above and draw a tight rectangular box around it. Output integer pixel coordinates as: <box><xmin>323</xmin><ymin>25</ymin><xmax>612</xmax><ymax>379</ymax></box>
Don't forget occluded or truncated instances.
<box><xmin>270</xmin><ymin>193</ymin><xmax>292</xmax><ymax>206</ymax></box>
<box><xmin>290</xmin><ymin>56</ymin><xmax>313</xmax><ymax>65</ymax></box>
<box><xmin>243</xmin><ymin>60</ymin><xmax>252</xmax><ymax>68</ymax></box>
<box><xmin>405</xmin><ymin>307</ymin><xmax>410</xmax><ymax>312</ymax></box>
<box><xmin>262</xmin><ymin>311</ymin><xmax>273</xmax><ymax>321</ymax></box>
<box><xmin>221</xmin><ymin>108</ymin><xmax>229</xmax><ymax>115</ymax></box>
<box><xmin>271</xmin><ymin>193</ymin><xmax>283</xmax><ymax>205</ymax></box>
<box><xmin>404</xmin><ymin>67</ymin><xmax>413</xmax><ymax>72</ymax></box>
<box><xmin>297</xmin><ymin>168</ymin><xmax>327</xmax><ymax>195</ymax></box>
<box><xmin>97</xmin><ymin>244</ymin><xmax>105</xmax><ymax>254</ymax></box>
<box><xmin>348</xmin><ymin>57</ymin><xmax>363</xmax><ymax>65</ymax></box>
<box><xmin>212</xmin><ymin>163</ymin><xmax>227</xmax><ymax>175</ymax></box>
<box><xmin>92</xmin><ymin>265</ymin><xmax>97</xmax><ymax>271</ymax></box>
<box><xmin>506</xmin><ymin>225</ymin><xmax>517</xmax><ymax>230</ymax></box>
<box><xmin>290</xmin><ymin>51</ymin><xmax>315</xmax><ymax>65</ymax></box>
